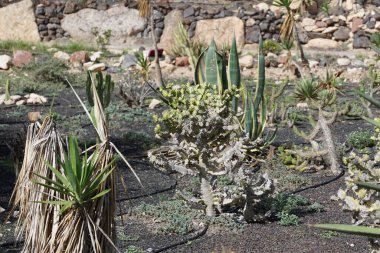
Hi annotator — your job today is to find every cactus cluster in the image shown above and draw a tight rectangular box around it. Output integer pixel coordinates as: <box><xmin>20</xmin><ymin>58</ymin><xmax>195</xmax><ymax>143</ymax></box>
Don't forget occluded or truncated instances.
<box><xmin>149</xmin><ymin>83</ymin><xmax>274</xmax><ymax>219</ymax></box>
<box><xmin>86</xmin><ymin>71</ymin><xmax>114</xmax><ymax>108</ymax></box>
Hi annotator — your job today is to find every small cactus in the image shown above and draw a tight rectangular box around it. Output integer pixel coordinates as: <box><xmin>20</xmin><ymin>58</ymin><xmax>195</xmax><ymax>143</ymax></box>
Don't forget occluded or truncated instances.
<box><xmin>86</xmin><ymin>71</ymin><xmax>114</xmax><ymax>108</ymax></box>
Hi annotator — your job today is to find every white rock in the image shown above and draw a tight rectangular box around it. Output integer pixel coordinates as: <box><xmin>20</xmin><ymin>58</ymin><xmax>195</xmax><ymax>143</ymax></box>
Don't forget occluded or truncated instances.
<box><xmin>16</xmin><ymin>100</ymin><xmax>26</xmax><ymax>105</ymax></box>
<box><xmin>246</xmin><ymin>18</ymin><xmax>255</xmax><ymax>27</ymax></box>
<box><xmin>375</xmin><ymin>22</ymin><xmax>380</xmax><ymax>29</ymax></box>
<box><xmin>302</xmin><ymin>17</ymin><xmax>315</xmax><ymax>27</ymax></box>
<box><xmin>4</xmin><ymin>99</ymin><xmax>14</xmax><ymax>105</ymax></box>
<box><xmin>304</xmin><ymin>25</ymin><xmax>318</xmax><ymax>32</ymax></box>
<box><xmin>87</xmin><ymin>63</ymin><xmax>106</xmax><ymax>72</ymax></box>
<box><xmin>193</xmin><ymin>16</ymin><xmax>245</xmax><ymax>51</ymax></box>
<box><xmin>90</xmin><ymin>51</ymin><xmax>102</xmax><ymax>62</ymax></box>
<box><xmin>10</xmin><ymin>95</ymin><xmax>22</xmax><ymax>101</ymax></box>
<box><xmin>239</xmin><ymin>55</ymin><xmax>254</xmax><ymax>69</ymax></box>
<box><xmin>309</xmin><ymin>60</ymin><xmax>319</xmax><ymax>68</ymax></box>
<box><xmin>53</xmin><ymin>51</ymin><xmax>70</xmax><ymax>62</ymax></box>
<box><xmin>61</xmin><ymin>7</ymin><xmax>147</xmax><ymax>48</ymax></box>
<box><xmin>0</xmin><ymin>0</ymin><xmax>40</xmax><ymax>42</ymax></box>
<box><xmin>337</xmin><ymin>58</ymin><xmax>351</xmax><ymax>66</ymax></box>
<box><xmin>256</xmin><ymin>2</ymin><xmax>269</xmax><ymax>11</ymax></box>
<box><xmin>83</xmin><ymin>61</ymin><xmax>94</xmax><ymax>69</ymax></box>
<box><xmin>297</xmin><ymin>102</ymin><xmax>308</xmax><ymax>109</ymax></box>
<box><xmin>149</xmin><ymin>99</ymin><xmax>162</xmax><ymax>109</ymax></box>
<box><xmin>322</xmin><ymin>26</ymin><xmax>338</xmax><ymax>33</ymax></box>
<box><xmin>0</xmin><ymin>206</ymin><xmax>4</xmax><ymax>213</ymax></box>
<box><xmin>306</xmin><ymin>38</ymin><xmax>339</xmax><ymax>49</ymax></box>
<box><xmin>0</xmin><ymin>55</ymin><xmax>12</xmax><ymax>70</ymax></box>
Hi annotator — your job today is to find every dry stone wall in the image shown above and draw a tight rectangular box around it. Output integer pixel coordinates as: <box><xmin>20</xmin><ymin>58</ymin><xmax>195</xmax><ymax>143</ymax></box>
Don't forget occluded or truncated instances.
<box><xmin>0</xmin><ymin>0</ymin><xmax>380</xmax><ymax>50</ymax></box>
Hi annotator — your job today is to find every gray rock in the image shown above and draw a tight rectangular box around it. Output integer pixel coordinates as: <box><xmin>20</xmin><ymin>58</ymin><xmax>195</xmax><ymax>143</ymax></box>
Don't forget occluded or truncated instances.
<box><xmin>259</xmin><ymin>21</ymin><xmax>269</xmax><ymax>32</ymax></box>
<box><xmin>63</xmin><ymin>1</ymin><xmax>76</xmax><ymax>14</ymax></box>
<box><xmin>183</xmin><ymin>7</ymin><xmax>194</xmax><ymax>18</ymax></box>
<box><xmin>298</xmin><ymin>30</ymin><xmax>309</xmax><ymax>44</ymax></box>
<box><xmin>38</xmin><ymin>24</ymin><xmax>47</xmax><ymax>31</ymax></box>
<box><xmin>246</xmin><ymin>26</ymin><xmax>261</xmax><ymax>44</ymax></box>
<box><xmin>366</xmin><ymin>20</ymin><xmax>376</xmax><ymax>29</ymax></box>
<box><xmin>353</xmin><ymin>36</ymin><xmax>370</xmax><ymax>48</ymax></box>
<box><xmin>156</xmin><ymin>21</ymin><xmax>164</xmax><ymax>29</ymax></box>
<box><xmin>49</xmin><ymin>17</ymin><xmax>60</xmax><ymax>24</ymax></box>
<box><xmin>155</xmin><ymin>28</ymin><xmax>163</xmax><ymax>38</ymax></box>
<box><xmin>333</xmin><ymin>26</ymin><xmax>350</xmax><ymax>41</ymax></box>
<box><xmin>35</xmin><ymin>5</ymin><xmax>45</xmax><ymax>15</ymax></box>
<box><xmin>120</xmin><ymin>54</ymin><xmax>137</xmax><ymax>68</ymax></box>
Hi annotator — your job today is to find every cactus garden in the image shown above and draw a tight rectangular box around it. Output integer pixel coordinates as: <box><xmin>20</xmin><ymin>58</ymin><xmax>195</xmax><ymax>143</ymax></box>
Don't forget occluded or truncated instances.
<box><xmin>1</xmin><ymin>0</ymin><xmax>380</xmax><ymax>252</ymax></box>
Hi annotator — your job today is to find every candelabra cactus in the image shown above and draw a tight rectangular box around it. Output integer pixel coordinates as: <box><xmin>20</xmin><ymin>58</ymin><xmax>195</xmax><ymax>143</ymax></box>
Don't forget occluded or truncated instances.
<box><xmin>86</xmin><ymin>71</ymin><xmax>114</xmax><ymax>108</ymax></box>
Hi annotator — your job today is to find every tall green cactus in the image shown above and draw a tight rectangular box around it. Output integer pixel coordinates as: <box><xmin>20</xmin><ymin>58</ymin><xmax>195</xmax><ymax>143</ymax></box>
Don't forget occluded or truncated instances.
<box><xmin>194</xmin><ymin>36</ymin><xmax>240</xmax><ymax>97</ymax></box>
<box><xmin>86</xmin><ymin>71</ymin><xmax>114</xmax><ymax>108</ymax></box>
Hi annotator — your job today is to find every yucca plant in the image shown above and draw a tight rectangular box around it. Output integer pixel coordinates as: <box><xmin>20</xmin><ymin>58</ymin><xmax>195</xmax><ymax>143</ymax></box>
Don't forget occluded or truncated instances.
<box><xmin>134</xmin><ymin>51</ymin><xmax>151</xmax><ymax>80</ymax></box>
<box><xmin>10</xmin><ymin>116</ymin><xmax>66</xmax><ymax>252</ymax></box>
<box><xmin>86</xmin><ymin>71</ymin><xmax>114</xmax><ymax>108</ymax></box>
<box><xmin>32</xmin><ymin>136</ymin><xmax>117</xmax><ymax>253</ymax></box>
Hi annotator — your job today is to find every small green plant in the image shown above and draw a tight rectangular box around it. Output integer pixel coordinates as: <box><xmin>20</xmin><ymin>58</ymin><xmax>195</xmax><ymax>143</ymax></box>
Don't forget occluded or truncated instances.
<box><xmin>277</xmin><ymin>211</ymin><xmax>300</xmax><ymax>226</ymax></box>
<box><xmin>371</xmin><ymin>33</ymin><xmax>380</xmax><ymax>48</ymax></box>
<box><xmin>346</xmin><ymin>130</ymin><xmax>375</xmax><ymax>149</ymax></box>
<box><xmin>320</xmin><ymin>0</ymin><xmax>330</xmax><ymax>15</ymax></box>
<box><xmin>321</xmin><ymin>230</ymin><xmax>338</xmax><ymax>238</ymax></box>
<box><xmin>134</xmin><ymin>51</ymin><xmax>151</xmax><ymax>79</ymax></box>
<box><xmin>263</xmin><ymin>40</ymin><xmax>282</xmax><ymax>55</ymax></box>
<box><xmin>86</xmin><ymin>71</ymin><xmax>114</xmax><ymax>108</ymax></box>
<box><xmin>91</xmin><ymin>27</ymin><xmax>112</xmax><ymax>50</ymax></box>
<box><xmin>124</xmin><ymin>246</ymin><xmax>145</xmax><ymax>253</ymax></box>
<box><xmin>170</xmin><ymin>22</ymin><xmax>207</xmax><ymax>70</ymax></box>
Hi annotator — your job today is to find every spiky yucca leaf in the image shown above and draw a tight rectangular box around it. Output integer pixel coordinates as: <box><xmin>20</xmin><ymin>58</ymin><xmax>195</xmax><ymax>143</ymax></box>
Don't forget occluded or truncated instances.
<box><xmin>137</xmin><ymin>0</ymin><xmax>150</xmax><ymax>18</ymax></box>
<box><xmin>294</xmin><ymin>79</ymin><xmax>319</xmax><ymax>102</ymax></box>
<box><xmin>228</xmin><ymin>35</ymin><xmax>240</xmax><ymax>113</ymax></box>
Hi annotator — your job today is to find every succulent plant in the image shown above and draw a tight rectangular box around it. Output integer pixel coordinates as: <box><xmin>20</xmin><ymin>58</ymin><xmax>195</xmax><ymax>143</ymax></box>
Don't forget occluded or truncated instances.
<box><xmin>86</xmin><ymin>71</ymin><xmax>114</xmax><ymax>108</ymax></box>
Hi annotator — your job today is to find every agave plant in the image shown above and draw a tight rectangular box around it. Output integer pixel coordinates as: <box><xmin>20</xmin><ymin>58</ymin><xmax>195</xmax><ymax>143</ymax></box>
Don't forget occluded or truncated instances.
<box><xmin>241</xmin><ymin>38</ymin><xmax>274</xmax><ymax>145</ymax></box>
<box><xmin>194</xmin><ymin>36</ymin><xmax>240</xmax><ymax>106</ymax></box>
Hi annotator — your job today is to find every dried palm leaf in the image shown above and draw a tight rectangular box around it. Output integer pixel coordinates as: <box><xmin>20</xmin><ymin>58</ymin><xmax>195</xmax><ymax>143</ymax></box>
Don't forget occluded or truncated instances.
<box><xmin>138</xmin><ymin>0</ymin><xmax>150</xmax><ymax>18</ymax></box>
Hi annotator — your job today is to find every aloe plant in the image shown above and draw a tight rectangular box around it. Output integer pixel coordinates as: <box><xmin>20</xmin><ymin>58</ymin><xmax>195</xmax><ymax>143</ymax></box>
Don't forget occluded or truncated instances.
<box><xmin>86</xmin><ymin>71</ymin><xmax>114</xmax><ymax>108</ymax></box>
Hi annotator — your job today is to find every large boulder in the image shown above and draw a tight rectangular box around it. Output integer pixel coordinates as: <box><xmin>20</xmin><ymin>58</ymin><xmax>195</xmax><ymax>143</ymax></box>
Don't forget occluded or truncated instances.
<box><xmin>0</xmin><ymin>55</ymin><xmax>12</xmax><ymax>70</ymax></box>
<box><xmin>61</xmin><ymin>6</ymin><xmax>147</xmax><ymax>48</ymax></box>
<box><xmin>0</xmin><ymin>0</ymin><xmax>40</xmax><ymax>42</ymax></box>
<box><xmin>193</xmin><ymin>16</ymin><xmax>245</xmax><ymax>51</ymax></box>
<box><xmin>158</xmin><ymin>9</ymin><xmax>183</xmax><ymax>53</ymax></box>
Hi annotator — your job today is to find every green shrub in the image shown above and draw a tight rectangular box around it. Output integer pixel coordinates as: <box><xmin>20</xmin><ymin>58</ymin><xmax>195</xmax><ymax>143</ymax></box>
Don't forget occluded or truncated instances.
<box><xmin>346</xmin><ymin>130</ymin><xmax>375</xmax><ymax>149</ymax></box>
<box><xmin>263</xmin><ymin>40</ymin><xmax>282</xmax><ymax>55</ymax></box>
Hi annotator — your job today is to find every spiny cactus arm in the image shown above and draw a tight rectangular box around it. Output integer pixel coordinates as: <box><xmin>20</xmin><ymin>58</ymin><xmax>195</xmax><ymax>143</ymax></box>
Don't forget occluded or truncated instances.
<box><xmin>292</xmin><ymin>122</ymin><xmax>321</xmax><ymax>141</ymax></box>
<box><xmin>319</xmin><ymin>109</ymin><xmax>340</xmax><ymax>175</ymax></box>
<box><xmin>355</xmin><ymin>182</ymin><xmax>380</xmax><ymax>191</ymax></box>
<box><xmin>286</xmin><ymin>149</ymin><xmax>328</xmax><ymax>159</ymax></box>
<box><xmin>104</xmin><ymin>74</ymin><xmax>113</xmax><ymax>108</ymax></box>
<box><xmin>205</xmin><ymin>39</ymin><xmax>218</xmax><ymax>86</ymax></box>
<box><xmin>313</xmin><ymin>224</ymin><xmax>380</xmax><ymax>238</ymax></box>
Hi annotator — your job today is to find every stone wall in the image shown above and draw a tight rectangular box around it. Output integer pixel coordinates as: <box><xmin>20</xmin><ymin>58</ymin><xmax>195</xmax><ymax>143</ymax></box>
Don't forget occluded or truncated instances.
<box><xmin>1</xmin><ymin>0</ymin><xmax>380</xmax><ymax>50</ymax></box>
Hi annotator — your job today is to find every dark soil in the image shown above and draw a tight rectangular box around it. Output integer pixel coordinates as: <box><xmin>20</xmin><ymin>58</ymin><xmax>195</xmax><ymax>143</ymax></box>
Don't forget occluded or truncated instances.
<box><xmin>0</xmin><ymin>88</ymin><xmax>374</xmax><ymax>253</ymax></box>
